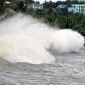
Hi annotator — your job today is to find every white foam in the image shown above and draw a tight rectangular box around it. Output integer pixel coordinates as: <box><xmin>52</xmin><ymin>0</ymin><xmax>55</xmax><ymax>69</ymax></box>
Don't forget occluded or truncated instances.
<box><xmin>0</xmin><ymin>14</ymin><xmax>84</xmax><ymax>64</ymax></box>
<box><xmin>51</xmin><ymin>29</ymin><xmax>84</xmax><ymax>53</ymax></box>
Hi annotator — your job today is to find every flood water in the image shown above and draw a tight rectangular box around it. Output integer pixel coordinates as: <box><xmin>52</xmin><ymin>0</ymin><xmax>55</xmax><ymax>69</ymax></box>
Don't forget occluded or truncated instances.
<box><xmin>0</xmin><ymin>47</ymin><xmax>85</xmax><ymax>85</ymax></box>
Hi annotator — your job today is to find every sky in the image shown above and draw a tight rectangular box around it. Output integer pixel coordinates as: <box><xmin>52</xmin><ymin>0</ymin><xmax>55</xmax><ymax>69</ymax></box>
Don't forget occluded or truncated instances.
<box><xmin>34</xmin><ymin>0</ymin><xmax>65</xmax><ymax>3</ymax></box>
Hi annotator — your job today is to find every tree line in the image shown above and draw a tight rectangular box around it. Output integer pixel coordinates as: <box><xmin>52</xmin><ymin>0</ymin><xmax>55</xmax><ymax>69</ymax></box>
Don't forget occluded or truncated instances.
<box><xmin>0</xmin><ymin>0</ymin><xmax>85</xmax><ymax>36</ymax></box>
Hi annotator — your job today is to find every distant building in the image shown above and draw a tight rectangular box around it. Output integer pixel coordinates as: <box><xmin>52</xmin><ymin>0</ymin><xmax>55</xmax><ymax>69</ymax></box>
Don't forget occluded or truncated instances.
<box><xmin>66</xmin><ymin>0</ymin><xmax>85</xmax><ymax>2</ymax></box>
<box><xmin>28</xmin><ymin>3</ymin><xmax>43</xmax><ymax>10</ymax></box>
<box><xmin>57</xmin><ymin>4</ymin><xmax>67</xmax><ymax>9</ymax></box>
<box><xmin>68</xmin><ymin>4</ymin><xmax>85</xmax><ymax>14</ymax></box>
<box><xmin>4</xmin><ymin>1</ymin><xmax>10</xmax><ymax>4</ymax></box>
<box><xmin>78</xmin><ymin>0</ymin><xmax>85</xmax><ymax>2</ymax></box>
<box><xmin>66</xmin><ymin>0</ymin><xmax>78</xmax><ymax>1</ymax></box>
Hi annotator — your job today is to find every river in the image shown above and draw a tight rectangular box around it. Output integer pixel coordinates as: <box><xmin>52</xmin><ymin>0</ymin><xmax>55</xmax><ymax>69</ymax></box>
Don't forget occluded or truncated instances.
<box><xmin>0</xmin><ymin>47</ymin><xmax>85</xmax><ymax>85</ymax></box>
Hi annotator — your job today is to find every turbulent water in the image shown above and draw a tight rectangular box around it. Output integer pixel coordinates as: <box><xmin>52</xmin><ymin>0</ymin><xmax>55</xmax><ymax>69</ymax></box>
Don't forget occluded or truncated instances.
<box><xmin>0</xmin><ymin>14</ymin><xmax>85</xmax><ymax>85</ymax></box>
<box><xmin>0</xmin><ymin>47</ymin><xmax>85</xmax><ymax>85</ymax></box>
<box><xmin>0</xmin><ymin>13</ymin><xmax>84</xmax><ymax>64</ymax></box>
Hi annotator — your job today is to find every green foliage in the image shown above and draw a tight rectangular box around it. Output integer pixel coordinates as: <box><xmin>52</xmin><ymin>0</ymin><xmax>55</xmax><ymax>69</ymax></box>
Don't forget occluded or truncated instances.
<box><xmin>0</xmin><ymin>0</ymin><xmax>5</xmax><ymax>14</ymax></box>
<box><xmin>0</xmin><ymin>0</ymin><xmax>85</xmax><ymax>36</ymax></box>
<box><xmin>25</xmin><ymin>0</ymin><xmax>34</xmax><ymax>4</ymax></box>
<box><xmin>0</xmin><ymin>0</ymin><xmax>5</xmax><ymax>6</ymax></box>
<box><xmin>8</xmin><ymin>0</ymin><xmax>28</xmax><ymax>12</ymax></box>
<box><xmin>57</xmin><ymin>13</ymin><xmax>85</xmax><ymax>36</ymax></box>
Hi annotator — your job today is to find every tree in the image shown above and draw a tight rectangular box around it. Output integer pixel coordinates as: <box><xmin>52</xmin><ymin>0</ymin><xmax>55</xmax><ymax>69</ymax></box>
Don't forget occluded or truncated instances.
<box><xmin>0</xmin><ymin>0</ymin><xmax>5</xmax><ymax>14</ymax></box>
<box><xmin>25</xmin><ymin>0</ymin><xmax>34</xmax><ymax>4</ymax></box>
<box><xmin>10</xmin><ymin>0</ymin><xmax>28</xmax><ymax>12</ymax></box>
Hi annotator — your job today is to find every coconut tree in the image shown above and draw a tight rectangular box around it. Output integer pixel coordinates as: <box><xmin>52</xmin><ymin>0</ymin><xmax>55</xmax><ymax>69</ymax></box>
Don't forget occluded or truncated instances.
<box><xmin>10</xmin><ymin>0</ymin><xmax>28</xmax><ymax>12</ymax></box>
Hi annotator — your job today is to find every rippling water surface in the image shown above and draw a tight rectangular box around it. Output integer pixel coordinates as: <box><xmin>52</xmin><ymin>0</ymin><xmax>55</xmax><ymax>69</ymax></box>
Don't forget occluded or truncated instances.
<box><xmin>0</xmin><ymin>47</ymin><xmax>85</xmax><ymax>85</ymax></box>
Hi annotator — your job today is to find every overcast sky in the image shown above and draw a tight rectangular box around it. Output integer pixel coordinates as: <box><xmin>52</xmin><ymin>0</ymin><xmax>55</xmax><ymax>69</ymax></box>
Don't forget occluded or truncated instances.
<box><xmin>34</xmin><ymin>0</ymin><xmax>65</xmax><ymax>3</ymax></box>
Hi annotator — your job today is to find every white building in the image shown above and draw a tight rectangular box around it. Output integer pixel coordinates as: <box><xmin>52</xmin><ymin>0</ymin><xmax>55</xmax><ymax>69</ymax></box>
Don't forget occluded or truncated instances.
<box><xmin>4</xmin><ymin>1</ymin><xmax>11</xmax><ymax>4</ymax></box>
<box><xmin>57</xmin><ymin>4</ymin><xmax>67</xmax><ymax>9</ymax></box>
<box><xmin>28</xmin><ymin>3</ymin><xmax>43</xmax><ymax>10</ymax></box>
<box><xmin>78</xmin><ymin>0</ymin><xmax>85</xmax><ymax>2</ymax></box>
<box><xmin>68</xmin><ymin>4</ymin><xmax>85</xmax><ymax>14</ymax></box>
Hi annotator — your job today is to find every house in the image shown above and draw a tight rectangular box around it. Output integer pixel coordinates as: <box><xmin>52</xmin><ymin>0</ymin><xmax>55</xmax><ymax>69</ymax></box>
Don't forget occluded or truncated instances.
<box><xmin>4</xmin><ymin>1</ymin><xmax>11</xmax><ymax>4</ymax></box>
<box><xmin>78</xmin><ymin>0</ymin><xmax>85</xmax><ymax>2</ymax></box>
<box><xmin>28</xmin><ymin>3</ymin><xmax>43</xmax><ymax>10</ymax></box>
<box><xmin>57</xmin><ymin>4</ymin><xmax>67</xmax><ymax>9</ymax></box>
<box><xmin>68</xmin><ymin>4</ymin><xmax>85</xmax><ymax>14</ymax></box>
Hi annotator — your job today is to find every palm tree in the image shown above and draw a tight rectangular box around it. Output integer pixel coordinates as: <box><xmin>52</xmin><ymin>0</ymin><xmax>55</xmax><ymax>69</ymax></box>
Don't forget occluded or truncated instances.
<box><xmin>11</xmin><ymin>0</ymin><xmax>28</xmax><ymax>12</ymax></box>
